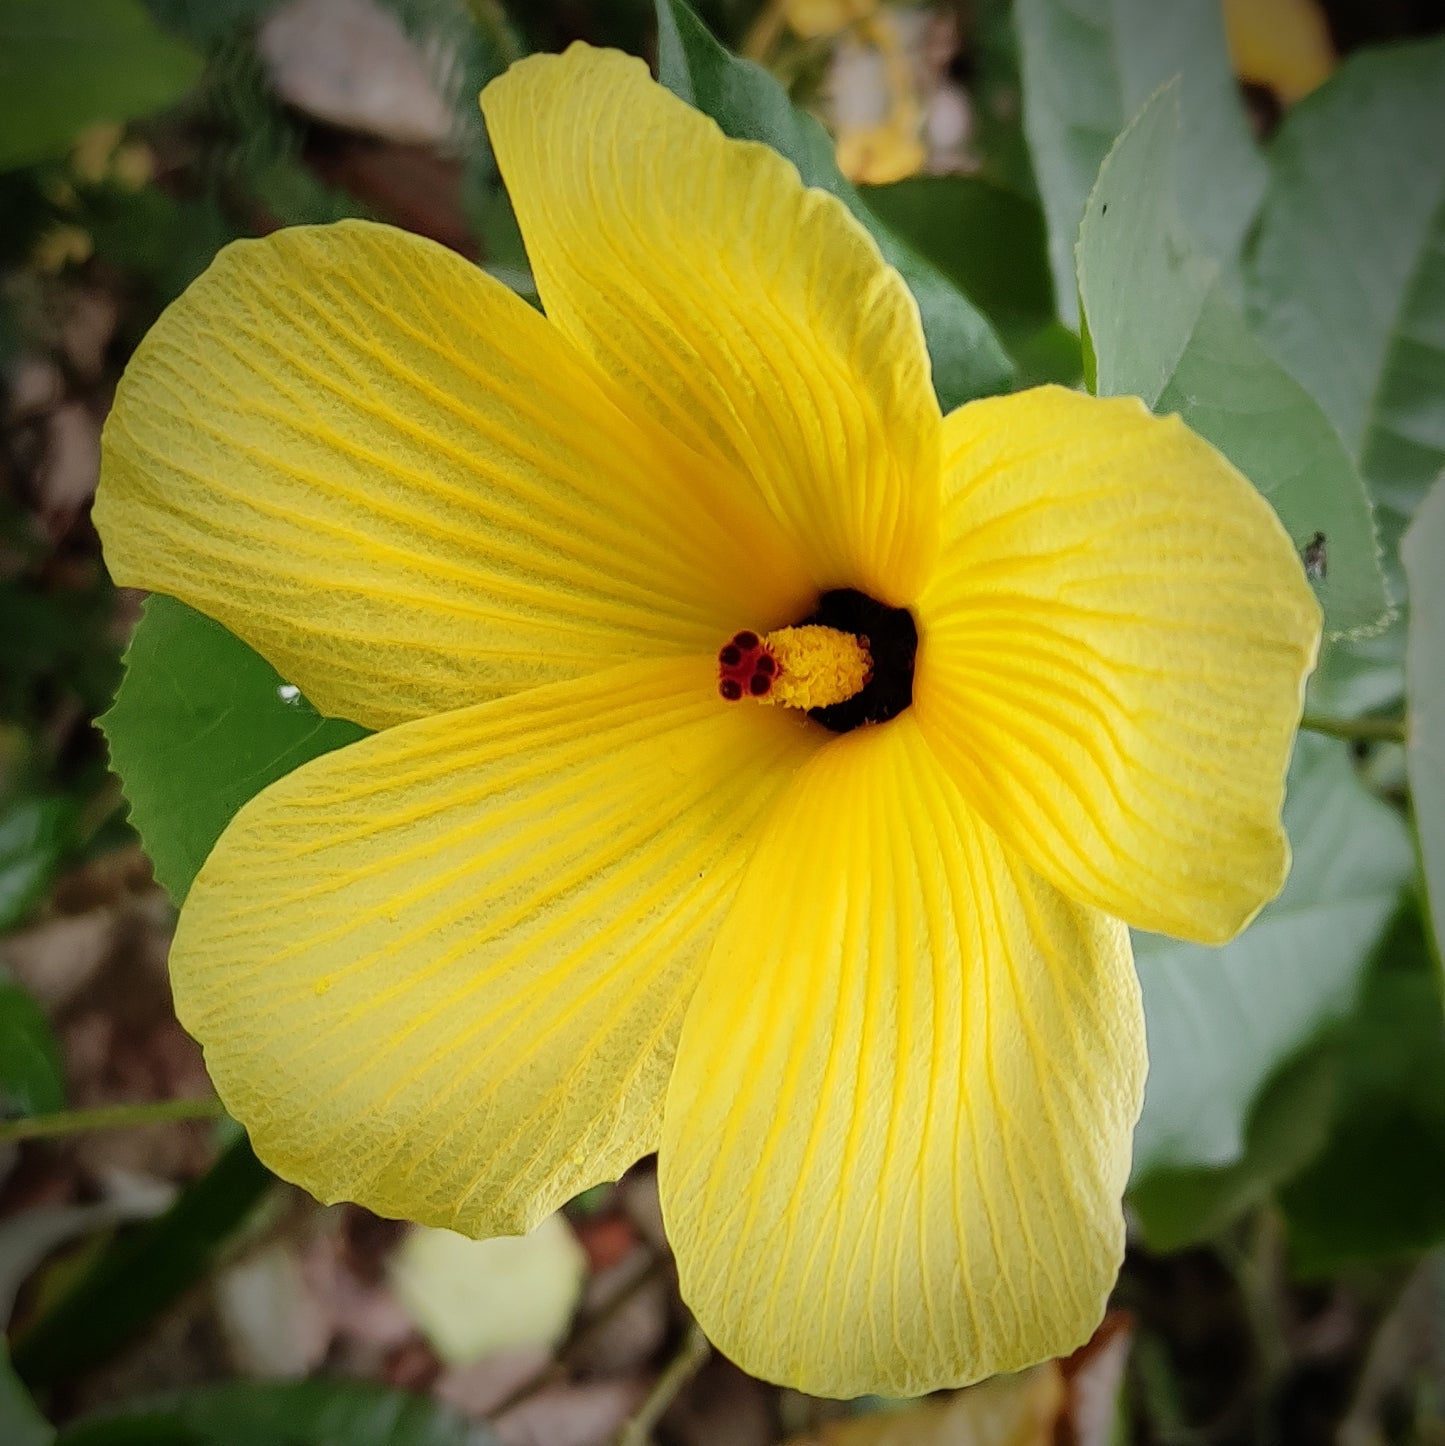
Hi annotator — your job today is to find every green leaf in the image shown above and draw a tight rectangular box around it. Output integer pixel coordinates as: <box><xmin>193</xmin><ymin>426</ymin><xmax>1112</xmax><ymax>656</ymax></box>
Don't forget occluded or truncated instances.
<box><xmin>1151</xmin><ymin>298</ymin><xmax>1385</xmax><ymax>638</ymax></box>
<box><xmin>0</xmin><ymin>974</ymin><xmax>65</xmax><ymax>1119</ymax></box>
<box><xmin>1132</xmin><ymin>735</ymin><xmax>1413</xmax><ymax>1178</ymax></box>
<box><xmin>138</xmin><ymin>0</ymin><xmax>283</xmax><ymax>47</ymax></box>
<box><xmin>654</xmin><ymin>0</ymin><xmax>1014</xmax><ymax>411</ymax></box>
<box><xmin>1250</xmin><ymin>38</ymin><xmax>1445</xmax><ymax>718</ymax></box>
<box><xmin>102</xmin><ymin>596</ymin><xmax>369</xmax><ymax>905</ymax></box>
<box><xmin>0</xmin><ymin>575</ymin><xmax>123</xmax><ymax>723</ymax></box>
<box><xmin>966</xmin><ymin>0</ymin><xmax>1047</xmax><ymax>200</ymax></box>
<box><xmin>1305</xmin><ymin>623</ymin><xmax>1411</xmax><ymax>723</ymax></box>
<box><xmin>1249</xmin><ymin>37</ymin><xmax>1445</xmax><ymax>564</ymax></box>
<box><xmin>0</xmin><ymin>1341</ymin><xmax>52</xmax><ymax>1446</ymax></box>
<box><xmin>1404</xmin><ymin>471</ymin><xmax>1445</xmax><ymax>971</ymax></box>
<box><xmin>1280</xmin><ymin>904</ymin><xmax>1445</xmax><ymax>1274</ymax></box>
<box><xmin>1129</xmin><ymin>1043</ymin><xmax>1338</xmax><ymax>1253</ymax></box>
<box><xmin>87</xmin><ymin>189</ymin><xmax>238</xmax><ymax>310</ymax></box>
<box><xmin>0</xmin><ymin>1198</ymin><xmax>165</xmax><ymax>1327</ymax></box>
<box><xmin>969</xmin><ymin>0</ymin><xmax>1038</xmax><ymax>200</ymax></box>
<box><xmin>859</xmin><ymin>177</ymin><xmax>1054</xmax><ymax>335</ymax></box>
<box><xmin>10</xmin><ymin>1135</ymin><xmax>273</xmax><ymax>1389</ymax></box>
<box><xmin>859</xmin><ymin>175</ymin><xmax>1080</xmax><ymax>385</ymax></box>
<box><xmin>0</xmin><ymin>794</ymin><xmax>69</xmax><ymax>934</ymax></box>
<box><xmin>1015</xmin><ymin>0</ymin><xmax>1264</xmax><ymax>327</ymax></box>
<box><xmin>0</xmin><ymin>0</ymin><xmax>202</xmax><ymax>173</ymax></box>
<box><xmin>1076</xmin><ymin>86</ymin><xmax>1386</xmax><ymax>637</ymax></box>
<box><xmin>55</xmin><ymin>1379</ymin><xmax>499</xmax><ymax>1446</ymax></box>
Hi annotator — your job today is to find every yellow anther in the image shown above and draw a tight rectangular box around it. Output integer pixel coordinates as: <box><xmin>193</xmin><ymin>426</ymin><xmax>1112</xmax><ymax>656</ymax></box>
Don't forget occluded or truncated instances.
<box><xmin>761</xmin><ymin>625</ymin><xmax>872</xmax><ymax>710</ymax></box>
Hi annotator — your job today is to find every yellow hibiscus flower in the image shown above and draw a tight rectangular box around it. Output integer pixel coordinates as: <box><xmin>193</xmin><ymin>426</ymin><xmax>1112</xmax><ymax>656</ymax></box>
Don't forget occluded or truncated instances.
<box><xmin>1223</xmin><ymin>0</ymin><xmax>1336</xmax><ymax>104</ymax></box>
<box><xmin>94</xmin><ymin>44</ymin><xmax>1320</xmax><ymax>1398</ymax></box>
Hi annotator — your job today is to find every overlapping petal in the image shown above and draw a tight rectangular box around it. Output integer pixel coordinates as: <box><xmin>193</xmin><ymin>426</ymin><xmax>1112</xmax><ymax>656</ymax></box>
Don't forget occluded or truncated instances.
<box><xmin>170</xmin><ymin>657</ymin><xmax>823</xmax><ymax>1235</ymax></box>
<box><xmin>97</xmin><ymin>221</ymin><xmax>813</xmax><ymax>731</ymax></box>
<box><xmin>914</xmin><ymin>387</ymin><xmax>1321</xmax><ymax>945</ymax></box>
<box><xmin>659</xmin><ymin>714</ymin><xmax>1142</xmax><ymax>1398</ymax></box>
<box><xmin>482</xmin><ymin>45</ymin><xmax>942</xmax><ymax>604</ymax></box>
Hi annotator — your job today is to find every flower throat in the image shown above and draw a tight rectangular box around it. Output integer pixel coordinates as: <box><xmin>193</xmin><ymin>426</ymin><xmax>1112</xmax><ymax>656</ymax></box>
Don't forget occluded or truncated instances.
<box><xmin>717</xmin><ymin>588</ymin><xmax>917</xmax><ymax>735</ymax></box>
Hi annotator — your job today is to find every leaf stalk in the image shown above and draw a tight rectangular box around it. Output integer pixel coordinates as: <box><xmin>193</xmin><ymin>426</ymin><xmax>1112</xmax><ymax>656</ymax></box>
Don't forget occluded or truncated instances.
<box><xmin>1299</xmin><ymin>713</ymin><xmax>1407</xmax><ymax>745</ymax></box>
<box><xmin>0</xmin><ymin>1097</ymin><xmax>227</xmax><ymax>1146</ymax></box>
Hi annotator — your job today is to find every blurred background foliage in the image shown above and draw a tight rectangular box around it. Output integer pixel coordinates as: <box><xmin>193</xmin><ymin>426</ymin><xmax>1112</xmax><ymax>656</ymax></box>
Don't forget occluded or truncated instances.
<box><xmin>2</xmin><ymin>0</ymin><xmax>1445</xmax><ymax>1443</ymax></box>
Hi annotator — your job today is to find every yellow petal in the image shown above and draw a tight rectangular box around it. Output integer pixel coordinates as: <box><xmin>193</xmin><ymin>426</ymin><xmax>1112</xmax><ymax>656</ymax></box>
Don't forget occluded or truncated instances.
<box><xmin>96</xmin><ymin>220</ymin><xmax>811</xmax><ymax>732</ymax></box>
<box><xmin>482</xmin><ymin>46</ymin><xmax>941</xmax><ymax>605</ymax></box>
<box><xmin>660</xmin><ymin>714</ymin><xmax>1143</xmax><ymax>1399</ymax></box>
<box><xmin>785</xmin><ymin>0</ymin><xmax>878</xmax><ymax>41</ymax></box>
<box><xmin>1223</xmin><ymin>0</ymin><xmax>1335</xmax><ymax>104</ymax></box>
<box><xmin>170</xmin><ymin>656</ymin><xmax>823</xmax><ymax>1235</ymax></box>
<box><xmin>835</xmin><ymin>119</ymin><xmax>927</xmax><ymax>186</ymax></box>
<box><xmin>914</xmin><ymin>387</ymin><xmax>1321</xmax><ymax>945</ymax></box>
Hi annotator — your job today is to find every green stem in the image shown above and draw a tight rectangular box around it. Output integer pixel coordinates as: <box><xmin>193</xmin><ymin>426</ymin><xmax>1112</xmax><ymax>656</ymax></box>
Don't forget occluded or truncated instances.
<box><xmin>0</xmin><ymin>1096</ymin><xmax>227</xmax><ymax>1146</ymax></box>
<box><xmin>1299</xmin><ymin>713</ymin><xmax>1407</xmax><ymax>745</ymax></box>
<box><xmin>1234</xmin><ymin>1208</ymin><xmax>1289</xmax><ymax>1446</ymax></box>
<box><xmin>616</xmin><ymin>1321</ymin><xmax>711</xmax><ymax>1445</ymax></box>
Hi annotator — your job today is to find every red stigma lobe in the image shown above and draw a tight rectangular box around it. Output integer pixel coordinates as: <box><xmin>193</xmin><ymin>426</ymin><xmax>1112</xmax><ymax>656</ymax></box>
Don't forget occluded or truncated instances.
<box><xmin>718</xmin><ymin>632</ymin><xmax>776</xmax><ymax>701</ymax></box>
